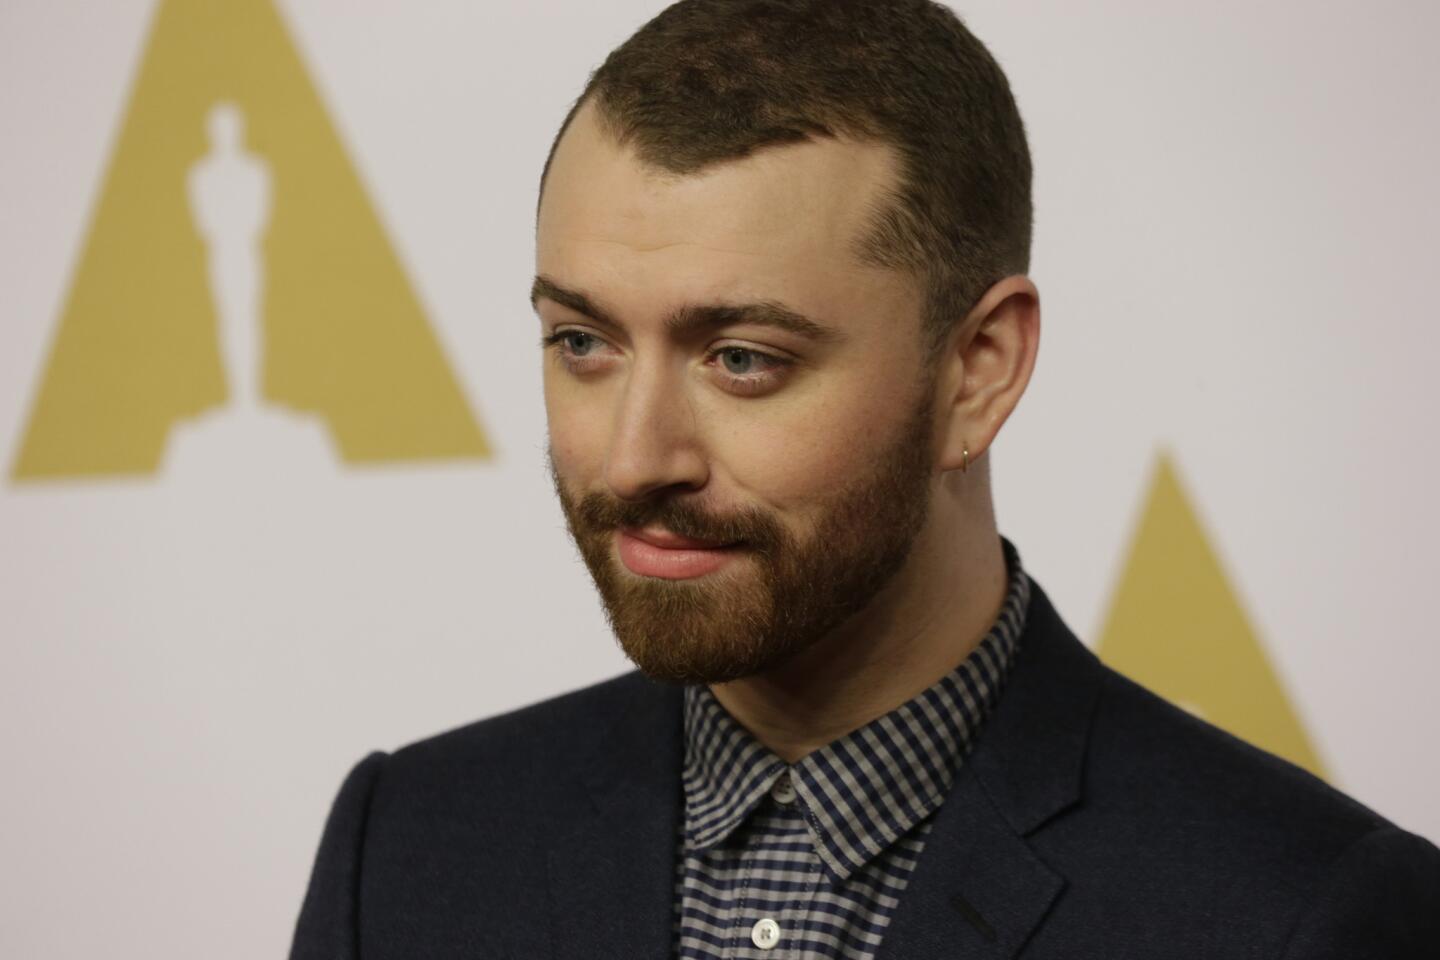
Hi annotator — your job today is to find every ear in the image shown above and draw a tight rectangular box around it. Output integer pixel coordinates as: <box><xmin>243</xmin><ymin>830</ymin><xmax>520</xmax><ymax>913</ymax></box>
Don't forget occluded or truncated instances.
<box><xmin>934</xmin><ymin>275</ymin><xmax>1040</xmax><ymax>473</ymax></box>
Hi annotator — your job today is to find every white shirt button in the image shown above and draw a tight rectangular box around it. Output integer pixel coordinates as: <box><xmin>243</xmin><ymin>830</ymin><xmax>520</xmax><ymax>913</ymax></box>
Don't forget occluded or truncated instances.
<box><xmin>770</xmin><ymin>772</ymin><xmax>796</xmax><ymax>805</ymax></box>
<box><xmin>751</xmin><ymin>917</ymin><xmax>782</xmax><ymax>950</ymax></box>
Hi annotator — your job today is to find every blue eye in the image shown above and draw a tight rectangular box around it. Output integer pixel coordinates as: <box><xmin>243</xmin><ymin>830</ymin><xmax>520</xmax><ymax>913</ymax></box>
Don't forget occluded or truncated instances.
<box><xmin>721</xmin><ymin>347</ymin><xmax>758</xmax><ymax>374</ymax></box>
<box><xmin>564</xmin><ymin>332</ymin><xmax>598</xmax><ymax>356</ymax></box>
<box><xmin>708</xmin><ymin>344</ymin><xmax>793</xmax><ymax>395</ymax></box>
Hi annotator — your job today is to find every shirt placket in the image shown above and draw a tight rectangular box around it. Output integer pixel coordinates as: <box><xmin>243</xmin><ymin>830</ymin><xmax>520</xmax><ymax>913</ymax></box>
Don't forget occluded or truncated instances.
<box><xmin>732</xmin><ymin>785</ymin><xmax>817</xmax><ymax>959</ymax></box>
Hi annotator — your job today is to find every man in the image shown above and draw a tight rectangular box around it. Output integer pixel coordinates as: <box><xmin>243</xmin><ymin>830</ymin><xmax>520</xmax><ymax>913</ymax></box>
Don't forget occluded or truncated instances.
<box><xmin>290</xmin><ymin>1</ymin><xmax>1440</xmax><ymax>957</ymax></box>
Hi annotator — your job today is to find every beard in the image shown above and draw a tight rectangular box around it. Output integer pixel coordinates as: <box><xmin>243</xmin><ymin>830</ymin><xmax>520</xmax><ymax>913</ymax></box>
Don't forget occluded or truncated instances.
<box><xmin>550</xmin><ymin>394</ymin><xmax>937</xmax><ymax>686</ymax></box>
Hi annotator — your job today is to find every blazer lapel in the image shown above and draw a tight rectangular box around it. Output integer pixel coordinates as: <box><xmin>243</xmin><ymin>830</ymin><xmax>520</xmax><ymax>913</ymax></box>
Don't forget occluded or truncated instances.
<box><xmin>875</xmin><ymin>769</ymin><xmax>1066</xmax><ymax>959</ymax></box>
<box><xmin>878</xmin><ymin>581</ymin><xmax>1104</xmax><ymax>959</ymax></box>
<box><xmin>547</xmin><ymin>675</ymin><xmax>685</xmax><ymax>960</ymax></box>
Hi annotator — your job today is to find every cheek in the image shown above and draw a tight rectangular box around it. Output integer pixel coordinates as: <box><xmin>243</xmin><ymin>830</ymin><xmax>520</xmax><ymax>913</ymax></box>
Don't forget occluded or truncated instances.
<box><xmin>704</xmin><ymin>371</ymin><xmax>917</xmax><ymax>511</ymax></box>
<box><xmin>543</xmin><ymin>372</ymin><xmax>611</xmax><ymax>482</ymax></box>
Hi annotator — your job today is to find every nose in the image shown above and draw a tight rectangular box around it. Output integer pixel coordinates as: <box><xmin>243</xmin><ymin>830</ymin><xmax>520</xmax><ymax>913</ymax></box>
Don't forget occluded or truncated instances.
<box><xmin>603</xmin><ymin>358</ymin><xmax>709</xmax><ymax>502</ymax></box>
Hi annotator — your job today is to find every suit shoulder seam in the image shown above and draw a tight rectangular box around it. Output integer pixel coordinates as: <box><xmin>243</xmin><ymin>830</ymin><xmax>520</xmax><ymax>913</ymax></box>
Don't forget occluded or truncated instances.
<box><xmin>1273</xmin><ymin>823</ymin><xmax>1402</xmax><ymax>958</ymax></box>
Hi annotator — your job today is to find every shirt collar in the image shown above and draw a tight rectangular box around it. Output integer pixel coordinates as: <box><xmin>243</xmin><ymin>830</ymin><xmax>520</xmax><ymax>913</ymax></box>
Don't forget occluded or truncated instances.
<box><xmin>681</xmin><ymin>537</ymin><xmax>1030</xmax><ymax>883</ymax></box>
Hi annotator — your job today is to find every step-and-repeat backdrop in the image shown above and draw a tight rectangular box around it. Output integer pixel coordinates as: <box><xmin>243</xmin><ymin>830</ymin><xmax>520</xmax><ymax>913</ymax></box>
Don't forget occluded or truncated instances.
<box><xmin>3</xmin><ymin>1</ymin><xmax>1436</xmax><ymax>957</ymax></box>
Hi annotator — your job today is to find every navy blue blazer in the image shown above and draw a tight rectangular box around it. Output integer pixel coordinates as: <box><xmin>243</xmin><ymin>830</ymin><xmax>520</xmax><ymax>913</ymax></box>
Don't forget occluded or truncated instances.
<box><xmin>290</xmin><ymin>580</ymin><xmax>1440</xmax><ymax>958</ymax></box>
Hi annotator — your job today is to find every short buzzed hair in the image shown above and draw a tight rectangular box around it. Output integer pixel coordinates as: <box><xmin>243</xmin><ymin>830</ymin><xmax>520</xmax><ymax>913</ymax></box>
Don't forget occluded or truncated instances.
<box><xmin>541</xmin><ymin>0</ymin><xmax>1033</xmax><ymax>354</ymax></box>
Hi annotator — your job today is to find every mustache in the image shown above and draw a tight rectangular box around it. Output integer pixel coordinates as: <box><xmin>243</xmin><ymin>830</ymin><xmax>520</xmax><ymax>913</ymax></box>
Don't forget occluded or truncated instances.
<box><xmin>544</xmin><ymin>444</ymin><xmax>788</xmax><ymax>553</ymax></box>
<box><xmin>571</xmin><ymin>490</ymin><xmax>785</xmax><ymax>551</ymax></box>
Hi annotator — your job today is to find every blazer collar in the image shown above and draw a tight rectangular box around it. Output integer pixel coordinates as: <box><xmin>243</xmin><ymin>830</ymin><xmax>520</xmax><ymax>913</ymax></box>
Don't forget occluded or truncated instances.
<box><xmin>876</xmin><ymin>578</ymin><xmax>1104</xmax><ymax>958</ymax></box>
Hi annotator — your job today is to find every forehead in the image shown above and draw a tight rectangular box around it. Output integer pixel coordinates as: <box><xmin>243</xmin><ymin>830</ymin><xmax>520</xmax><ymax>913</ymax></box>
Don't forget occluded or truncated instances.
<box><xmin>536</xmin><ymin>101</ymin><xmax>911</xmax><ymax>315</ymax></box>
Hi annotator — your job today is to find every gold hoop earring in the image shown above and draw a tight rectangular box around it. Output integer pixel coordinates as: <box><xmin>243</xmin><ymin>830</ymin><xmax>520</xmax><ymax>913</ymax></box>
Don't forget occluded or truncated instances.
<box><xmin>962</xmin><ymin>442</ymin><xmax>970</xmax><ymax>474</ymax></box>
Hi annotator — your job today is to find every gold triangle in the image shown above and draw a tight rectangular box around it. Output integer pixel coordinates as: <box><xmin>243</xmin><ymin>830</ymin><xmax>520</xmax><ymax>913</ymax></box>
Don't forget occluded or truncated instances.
<box><xmin>12</xmin><ymin>0</ymin><xmax>490</xmax><ymax>480</ymax></box>
<box><xmin>1096</xmin><ymin>451</ymin><xmax>1327</xmax><ymax>778</ymax></box>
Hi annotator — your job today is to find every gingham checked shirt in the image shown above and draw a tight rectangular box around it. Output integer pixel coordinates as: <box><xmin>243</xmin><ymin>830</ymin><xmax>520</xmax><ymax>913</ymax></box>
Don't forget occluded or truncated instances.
<box><xmin>673</xmin><ymin>538</ymin><xmax>1030</xmax><ymax>958</ymax></box>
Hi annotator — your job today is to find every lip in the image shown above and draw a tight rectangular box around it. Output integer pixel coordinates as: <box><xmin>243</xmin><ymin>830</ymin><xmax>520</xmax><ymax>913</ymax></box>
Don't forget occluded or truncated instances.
<box><xmin>616</xmin><ymin>528</ymin><xmax>741</xmax><ymax>579</ymax></box>
<box><xmin>624</xmin><ymin>525</ymin><xmax>731</xmax><ymax>550</ymax></box>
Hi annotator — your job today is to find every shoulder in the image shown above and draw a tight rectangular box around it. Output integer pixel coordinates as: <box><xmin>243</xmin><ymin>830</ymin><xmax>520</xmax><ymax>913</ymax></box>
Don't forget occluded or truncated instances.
<box><xmin>1015</xmin><ymin>578</ymin><xmax>1409</xmax><ymax>867</ymax></box>
<box><xmin>312</xmin><ymin>670</ymin><xmax>680</xmax><ymax>941</ymax></box>
<box><xmin>1065</xmin><ymin>663</ymin><xmax>1440</xmax><ymax>948</ymax></box>
<box><xmin>994</xmin><ymin>578</ymin><xmax>1440</xmax><ymax>951</ymax></box>
<box><xmin>372</xmin><ymin>669</ymin><xmax>676</xmax><ymax>805</ymax></box>
<box><xmin>1089</xmin><ymin>665</ymin><xmax>1389</xmax><ymax>851</ymax></box>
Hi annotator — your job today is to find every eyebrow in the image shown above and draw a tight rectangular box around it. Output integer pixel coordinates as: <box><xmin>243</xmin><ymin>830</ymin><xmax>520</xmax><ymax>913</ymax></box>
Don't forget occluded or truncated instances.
<box><xmin>531</xmin><ymin>274</ymin><xmax>842</xmax><ymax>344</ymax></box>
<box><xmin>531</xmin><ymin>275</ymin><xmax>614</xmax><ymax>325</ymax></box>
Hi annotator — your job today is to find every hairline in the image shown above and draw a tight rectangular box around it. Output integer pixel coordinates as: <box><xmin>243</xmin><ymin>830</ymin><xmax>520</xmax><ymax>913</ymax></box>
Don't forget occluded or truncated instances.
<box><xmin>536</xmin><ymin>92</ymin><xmax>941</xmax><ymax>339</ymax></box>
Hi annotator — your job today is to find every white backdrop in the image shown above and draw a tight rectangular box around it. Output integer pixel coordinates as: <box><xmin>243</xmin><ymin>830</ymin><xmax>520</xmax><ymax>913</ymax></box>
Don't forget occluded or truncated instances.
<box><xmin>2</xmin><ymin>2</ymin><xmax>1437</xmax><ymax>957</ymax></box>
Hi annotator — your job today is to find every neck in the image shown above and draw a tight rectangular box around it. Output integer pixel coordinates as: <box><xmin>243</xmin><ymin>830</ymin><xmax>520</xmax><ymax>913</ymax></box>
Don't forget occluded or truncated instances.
<box><xmin>709</xmin><ymin>486</ymin><xmax>1008</xmax><ymax>764</ymax></box>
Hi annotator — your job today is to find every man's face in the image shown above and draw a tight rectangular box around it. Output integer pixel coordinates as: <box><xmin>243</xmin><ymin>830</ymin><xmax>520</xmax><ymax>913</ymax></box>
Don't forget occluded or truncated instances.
<box><xmin>535</xmin><ymin>102</ymin><xmax>939</xmax><ymax>685</ymax></box>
